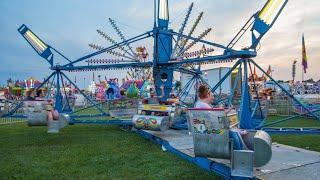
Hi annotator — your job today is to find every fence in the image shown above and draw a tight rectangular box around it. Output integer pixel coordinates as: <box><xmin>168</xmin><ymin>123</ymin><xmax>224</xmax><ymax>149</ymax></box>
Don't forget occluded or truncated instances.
<box><xmin>0</xmin><ymin>117</ymin><xmax>26</xmax><ymax>125</ymax></box>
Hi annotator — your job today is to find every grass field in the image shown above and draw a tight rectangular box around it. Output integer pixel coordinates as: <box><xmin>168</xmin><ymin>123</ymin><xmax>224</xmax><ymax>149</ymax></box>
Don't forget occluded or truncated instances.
<box><xmin>271</xmin><ymin>134</ymin><xmax>320</xmax><ymax>152</ymax></box>
<box><xmin>263</xmin><ymin>116</ymin><xmax>320</xmax><ymax>152</ymax></box>
<box><xmin>265</xmin><ymin>115</ymin><xmax>320</xmax><ymax>127</ymax></box>
<box><xmin>0</xmin><ymin>114</ymin><xmax>319</xmax><ymax>179</ymax></box>
<box><xmin>0</xmin><ymin>124</ymin><xmax>219</xmax><ymax>180</ymax></box>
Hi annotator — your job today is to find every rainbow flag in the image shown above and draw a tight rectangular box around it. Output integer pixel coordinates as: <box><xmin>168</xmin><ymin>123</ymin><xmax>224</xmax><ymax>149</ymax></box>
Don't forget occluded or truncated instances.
<box><xmin>302</xmin><ymin>34</ymin><xmax>308</xmax><ymax>73</ymax></box>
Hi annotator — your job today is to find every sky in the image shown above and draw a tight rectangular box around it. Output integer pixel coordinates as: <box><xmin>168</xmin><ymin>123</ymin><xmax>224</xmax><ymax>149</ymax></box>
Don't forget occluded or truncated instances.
<box><xmin>0</xmin><ymin>0</ymin><xmax>319</xmax><ymax>88</ymax></box>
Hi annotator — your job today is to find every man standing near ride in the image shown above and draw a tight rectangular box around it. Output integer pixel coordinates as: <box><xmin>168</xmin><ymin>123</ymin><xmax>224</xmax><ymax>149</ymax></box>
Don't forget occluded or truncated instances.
<box><xmin>195</xmin><ymin>85</ymin><xmax>214</xmax><ymax>108</ymax></box>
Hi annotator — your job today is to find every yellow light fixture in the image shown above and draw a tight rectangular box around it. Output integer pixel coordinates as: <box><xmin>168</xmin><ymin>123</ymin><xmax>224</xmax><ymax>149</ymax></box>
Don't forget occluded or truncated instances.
<box><xmin>258</xmin><ymin>0</ymin><xmax>287</xmax><ymax>25</ymax></box>
<box><xmin>24</xmin><ymin>30</ymin><xmax>48</xmax><ymax>54</ymax></box>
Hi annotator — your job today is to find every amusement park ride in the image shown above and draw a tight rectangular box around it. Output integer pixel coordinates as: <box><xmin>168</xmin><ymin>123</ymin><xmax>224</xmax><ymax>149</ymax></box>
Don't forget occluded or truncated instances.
<box><xmin>2</xmin><ymin>0</ymin><xmax>320</xmax><ymax>178</ymax></box>
<box><xmin>9</xmin><ymin>0</ymin><xmax>318</xmax><ymax>129</ymax></box>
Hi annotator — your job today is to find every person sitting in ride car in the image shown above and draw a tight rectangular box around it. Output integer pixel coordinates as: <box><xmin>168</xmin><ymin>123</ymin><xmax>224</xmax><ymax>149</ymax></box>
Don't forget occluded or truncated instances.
<box><xmin>145</xmin><ymin>85</ymin><xmax>164</xmax><ymax>104</ymax></box>
<box><xmin>45</xmin><ymin>101</ymin><xmax>59</xmax><ymax>122</ymax></box>
<box><xmin>195</xmin><ymin>85</ymin><xmax>214</xmax><ymax>108</ymax></box>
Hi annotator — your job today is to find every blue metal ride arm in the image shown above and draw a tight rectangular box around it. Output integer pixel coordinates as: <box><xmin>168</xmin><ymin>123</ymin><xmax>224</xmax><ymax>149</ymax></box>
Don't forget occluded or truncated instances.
<box><xmin>18</xmin><ymin>25</ymin><xmax>72</xmax><ymax>66</ymax></box>
<box><xmin>227</xmin><ymin>14</ymin><xmax>256</xmax><ymax>49</ymax></box>
<box><xmin>212</xmin><ymin>60</ymin><xmax>243</xmax><ymax>94</ymax></box>
<box><xmin>60</xmin><ymin>73</ymin><xmax>72</xmax><ymax>113</ymax></box>
<box><xmin>249</xmin><ymin>59</ymin><xmax>320</xmax><ymax>120</ymax></box>
<box><xmin>250</xmin><ymin>0</ymin><xmax>288</xmax><ymax>49</ymax></box>
<box><xmin>36</xmin><ymin>72</ymin><xmax>56</xmax><ymax>91</ymax></box>
<box><xmin>239</xmin><ymin>59</ymin><xmax>253</xmax><ymax>129</ymax></box>
<box><xmin>56</xmin><ymin>62</ymin><xmax>153</xmax><ymax>71</ymax></box>
<box><xmin>55</xmin><ymin>71</ymin><xmax>63</xmax><ymax>113</ymax></box>
<box><xmin>18</xmin><ymin>24</ymin><xmax>53</xmax><ymax>66</ymax></box>
<box><xmin>167</xmin><ymin>50</ymin><xmax>255</xmax><ymax>68</ymax></box>
<box><xmin>227</xmin><ymin>0</ymin><xmax>288</xmax><ymax>50</ymax></box>
<box><xmin>60</xmin><ymin>72</ymin><xmax>107</xmax><ymax>115</ymax></box>
<box><xmin>251</xmin><ymin>101</ymin><xmax>259</xmax><ymax>118</ymax></box>
<box><xmin>178</xmin><ymin>76</ymin><xmax>195</xmax><ymax>99</ymax></box>
<box><xmin>46</xmin><ymin>73</ymin><xmax>56</xmax><ymax>99</ymax></box>
<box><xmin>248</xmin><ymin>61</ymin><xmax>264</xmax><ymax>119</ymax></box>
<box><xmin>62</xmin><ymin>31</ymin><xmax>153</xmax><ymax>67</ymax></box>
<box><xmin>180</xmin><ymin>77</ymin><xmax>197</xmax><ymax>104</ymax></box>
<box><xmin>51</xmin><ymin>47</ymin><xmax>72</xmax><ymax>63</ymax></box>
<box><xmin>227</xmin><ymin>64</ymin><xmax>242</xmax><ymax>107</ymax></box>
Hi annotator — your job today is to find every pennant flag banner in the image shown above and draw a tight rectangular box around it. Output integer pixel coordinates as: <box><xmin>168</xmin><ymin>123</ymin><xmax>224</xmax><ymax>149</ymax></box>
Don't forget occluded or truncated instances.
<box><xmin>302</xmin><ymin>34</ymin><xmax>308</xmax><ymax>73</ymax></box>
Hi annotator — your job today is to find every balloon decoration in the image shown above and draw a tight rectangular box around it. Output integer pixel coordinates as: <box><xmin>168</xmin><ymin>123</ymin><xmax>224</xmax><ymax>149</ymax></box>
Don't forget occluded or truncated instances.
<box><xmin>126</xmin><ymin>83</ymin><xmax>139</xmax><ymax>98</ymax></box>
<box><xmin>95</xmin><ymin>83</ymin><xmax>106</xmax><ymax>101</ymax></box>
<box><xmin>106</xmin><ymin>78</ymin><xmax>120</xmax><ymax>100</ymax></box>
<box><xmin>140</xmin><ymin>81</ymin><xmax>152</xmax><ymax>98</ymax></box>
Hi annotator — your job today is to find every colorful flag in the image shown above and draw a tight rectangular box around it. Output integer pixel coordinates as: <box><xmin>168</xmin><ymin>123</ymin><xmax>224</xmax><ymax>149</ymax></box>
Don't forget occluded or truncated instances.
<box><xmin>302</xmin><ymin>34</ymin><xmax>308</xmax><ymax>73</ymax></box>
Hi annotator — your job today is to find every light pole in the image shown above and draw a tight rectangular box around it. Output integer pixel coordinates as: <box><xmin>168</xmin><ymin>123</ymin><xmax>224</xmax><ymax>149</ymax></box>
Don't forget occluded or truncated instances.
<box><xmin>83</xmin><ymin>77</ymin><xmax>86</xmax><ymax>90</ymax></box>
<box><xmin>292</xmin><ymin>60</ymin><xmax>297</xmax><ymax>84</ymax></box>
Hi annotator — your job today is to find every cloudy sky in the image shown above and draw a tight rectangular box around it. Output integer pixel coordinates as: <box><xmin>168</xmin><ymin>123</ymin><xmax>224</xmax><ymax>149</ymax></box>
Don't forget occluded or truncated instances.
<box><xmin>0</xmin><ymin>0</ymin><xmax>319</xmax><ymax>88</ymax></box>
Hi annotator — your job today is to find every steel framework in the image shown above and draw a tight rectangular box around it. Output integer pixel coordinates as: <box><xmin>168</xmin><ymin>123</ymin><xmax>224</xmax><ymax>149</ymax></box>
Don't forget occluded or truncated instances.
<box><xmin>3</xmin><ymin>0</ymin><xmax>319</xmax><ymax>132</ymax></box>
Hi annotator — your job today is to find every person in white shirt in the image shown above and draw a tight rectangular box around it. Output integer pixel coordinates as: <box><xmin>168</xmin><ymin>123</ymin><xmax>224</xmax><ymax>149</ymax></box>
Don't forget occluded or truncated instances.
<box><xmin>195</xmin><ymin>85</ymin><xmax>214</xmax><ymax>108</ymax></box>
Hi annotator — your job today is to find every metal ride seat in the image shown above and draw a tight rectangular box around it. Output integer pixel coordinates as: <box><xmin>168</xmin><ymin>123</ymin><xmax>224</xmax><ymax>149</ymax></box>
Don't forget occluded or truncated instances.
<box><xmin>108</xmin><ymin>99</ymin><xmax>139</xmax><ymax>119</ymax></box>
<box><xmin>0</xmin><ymin>99</ymin><xmax>6</xmax><ymax>117</ymax></box>
<box><xmin>24</xmin><ymin>100</ymin><xmax>49</xmax><ymax>126</ymax></box>
<box><xmin>187</xmin><ymin>108</ymin><xmax>272</xmax><ymax>178</ymax></box>
<box><xmin>187</xmin><ymin>108</ymin><xmax>233</xmax><ymax>159</ymax></box>
<box><xmin>132</xmin><ymin>104</ymin><xmax>178</xmax><ymax>131</ymax></box>
<box><xmin>24</xmin><ymin>100</ymin><xmax>69</xmax><ymax>133</ymax></box>
<box><xmin>73</xmin><ymin>94</ymin><xmax>88</xmax><ymax>108</ymax></box>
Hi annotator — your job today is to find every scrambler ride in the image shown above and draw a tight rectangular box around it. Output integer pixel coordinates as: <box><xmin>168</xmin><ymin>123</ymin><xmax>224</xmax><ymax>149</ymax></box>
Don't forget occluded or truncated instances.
<box><xmin>3</xmin><ymin>0</ymin><xmax>320</xmax><ymax>178</ymax></box>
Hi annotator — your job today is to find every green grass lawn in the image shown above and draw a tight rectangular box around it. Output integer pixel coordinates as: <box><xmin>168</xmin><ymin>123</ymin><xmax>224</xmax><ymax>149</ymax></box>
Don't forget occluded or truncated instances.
<box><xmin>1</xmin><ymin>114</ymin><xmax>319</xmax><ymax>179</ymax></box>
<box><xmin>271</xmin><ymin>134</ymin><xmax>320</xmax><ymax>152</ymax></box>
<box><xmin>265</xmin><ymin>115</ymin><xmax>320</xmax><ymax>127</ymax></box>
<box><xmin>0</xmin><ymin>124</ymin><xmax>219</xmax><ymax>180</ymax></box>
<box><xmin>264</xmin><ymin>116</ymin><xmax>320</xmax><ymax>152</ymax></box>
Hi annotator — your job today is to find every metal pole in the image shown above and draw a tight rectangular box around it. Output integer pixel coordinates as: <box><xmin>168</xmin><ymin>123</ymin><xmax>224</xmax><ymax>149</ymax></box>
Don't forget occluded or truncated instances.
<box><xmin>60</xmin><ymin>72</ymin><xmax>107</xmax><ymax>115</ymax></box>
<box><xmin>248</xmin><ymin>61</ymin><xmax>263</xmax><ymax>119</ymax></box>
<box><xmin>154</xmin><ymin>0</ymin><xmax>157</xmax><ymax>28</ymax></box>
<box><xmin>55</xmin><ymin>71</ymin><xmax>63</xmax><ymax>113</ymax></box>
<box><xmin>60</xmin><ymin>73</ymin><xmax>71</xmax><ymax>113</ymax></box>
<box><xmin>228</xmin><ymin>64</ymin><xmax>242</xmax><ymax>107</ymax></box>
<box><xmin>239</xmin><ymin>59</ymin><xmax>253</xmax><ymax>129</ymax></box>
<box><xmin>210</xmin><ymin>59</ymin><xmax>242</xmax><ymax>94</ymax></box>
<box><xmin>219</xmin><ymin>67</ymin><xmax>222</xmax><ymax>95</ymax></box>
<box><xmin>46</xmin><ymin>73</ymin><xmax>56</xmax><ymax>99</ymax></box>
